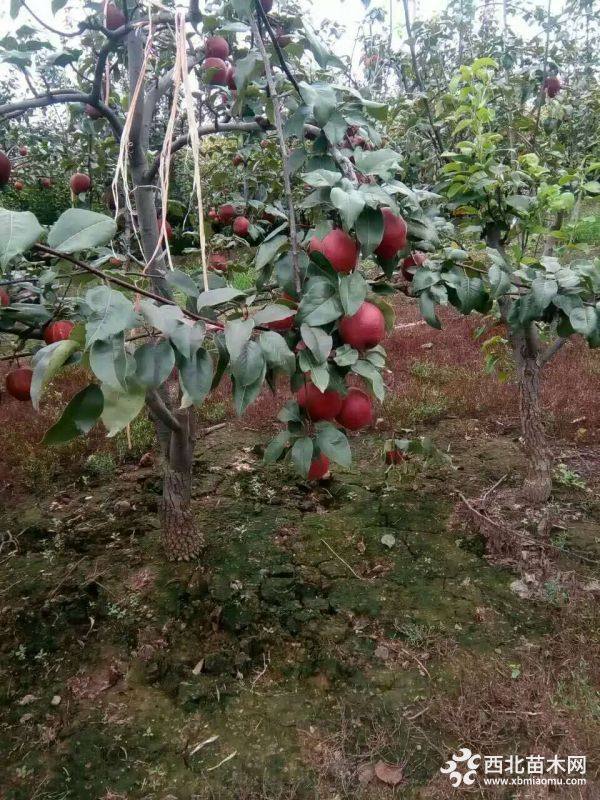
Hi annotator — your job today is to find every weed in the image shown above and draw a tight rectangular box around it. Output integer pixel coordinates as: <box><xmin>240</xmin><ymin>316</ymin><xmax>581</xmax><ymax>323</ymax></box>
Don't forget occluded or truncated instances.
<box><xmin>554</xmin><ymin>463</ymin><xmax>587</xmax><ymax>490</ymax></box>
<box><xmin>85</xmin><ymin>452</ymin><xmax>116</xmax><ymax>478</ymax></box>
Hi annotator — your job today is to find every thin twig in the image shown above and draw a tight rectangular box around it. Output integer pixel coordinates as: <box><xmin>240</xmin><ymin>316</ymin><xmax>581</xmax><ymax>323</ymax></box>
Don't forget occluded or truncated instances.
<box><xmin>320</xmin><ymin>538</ymin><xmax>364</xmax><ymax>581</ymax></box>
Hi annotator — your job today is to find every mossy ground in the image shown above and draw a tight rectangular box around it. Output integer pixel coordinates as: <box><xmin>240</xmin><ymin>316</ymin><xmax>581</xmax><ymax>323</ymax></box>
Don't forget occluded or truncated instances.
<box><xmin>0</xmin><ymin>418</ymin><xmax>599</xmax><ymax>800</ymax></box>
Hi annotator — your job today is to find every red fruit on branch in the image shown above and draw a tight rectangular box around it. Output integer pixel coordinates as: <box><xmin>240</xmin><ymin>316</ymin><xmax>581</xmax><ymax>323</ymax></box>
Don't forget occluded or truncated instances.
<box><xmin>233</xmin><ymin>216</ymin><xmax>250</xmax><ymax>236</ymax></box>
<box><xmin>0</xmin><ymin>152</ymin><xmax>12</xmax><ymax>186</ymax></box>
<box><xmin>308</xmin><ymin>453</ymin><xmax>330</xmax><ymax>480</ymax></box>
<box><xmin>208</xmin><ymin>253</ymin><xmax>228</xmax><ymax>272</ymax></box>
<box><xmin>544</xmin><ymin>76</ymin><xmax>561</xmax><ymax>98</ymax></box>
<box><xmin>14</xmin><ymin>181</ymin><xmax>24</xmax><ymax>191</ymax></box>
<box><xmin>335</xmin><ymin>388</ymin><xmax>373</xmax><ymax>431</ymax></box>
<box><xmin>70</xmin><ymin>172</ymin><xmax>91</xmax><ymax>195</ymax></box>
<box><xmin>401</xmin><ymin>251</ymin><xmax>427</xmax><ymax>281</ymax></box>
<box><xmin>106</xmin><ymin>3</ymin><xmax>126</xmax><ymax>30</ymax></box>
<box><xmin>158</xmin><ymin>217</ymin><xmax>173</xmax><ymax>240</ymax></box>
<box><xmin>260</xmin><ymin>0</ymin><xmax>274</xmax><ymax>12</ymax></box>
<box><xmin>43</xmin><ymin>320</ymin><xmax>75</xmax><ymax>345</ymax></box>
<box><xmin>5</xmin><ymin>367</ymin><xmax>33</xmax><ymax>402</ymax></box>
<box><xmin>265</xmin><ymin>308</ymin><xmax>295</xmax><ymax>331</ymax></box>
<box><xmin>308</xmin><ymin>229</ymin><xmax>358</xmax><ymax>274</ymax></box>
<box><xmin>218</xmin><ymin>203</ymin><xmax>236</xmax><ymax>223</ymax></box>
<box><xmin>297</xmin><ymin>383</ymin><xmax>343</xmax><ymax>421</ymax></box>
<box><xmin>232</xmin><ymin>154</ymin><xmax>244</xmax><ymax>166</ymax></box>
<box><xmin>226</xmin><ymin>67</ymin><xmax>237</xmax><ymax>90</ymax></box>
<box><xmin>85</xmin><ymin>104</ymin><xmax>102</xmax><ymax>119</ymax></box>
<box><xmin>40</xmin><ymin>177</ymin><xmax>52</xmax><ymax>189</ymax></box>
<box><xmin>385</xmin><ymin>448</ymin><xmax>406</xmax><ymax>465</ymax></box>
<box><xmin>109</xmin><ymin>257</ymin><xmax>121</xmax><ymax>267</ymax></box>
<box><xmin>19</xmin><ymin>146</ymin><xmax>28</xmax><ymax>156</ymax></box>
<box><xmin>205</xmin><ymin>36</ymin><xmax>230</xmax><ymax>60</ymax></box>
<box><xmin>338</xmin><ymin>301</ymin><xmax>385</xmax><ymax>350</ymax></box>
<box><xmin>202</xmin><ymin>57</ymin><xmax>228</xmax><ymax>86</ymax></box>
<box><xmin>374</xmin><ymin>208</ymin><xmax>407</xmax><ymax>260</ymax></box>
<box><xmin>0</xmin><ymin>288</ymin><xmax>9</xmax><ymax>306</ymax></box>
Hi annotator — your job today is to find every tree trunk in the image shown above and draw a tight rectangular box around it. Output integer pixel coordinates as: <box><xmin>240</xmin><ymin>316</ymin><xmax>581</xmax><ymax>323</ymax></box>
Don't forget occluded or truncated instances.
<box><xmin>125</xmin><ymin>26</ymin><xmax>201</xmax><ymax>559</ymax></box>
<box><xmin>161</xmin><ymin>409</ymin><xmax>202</xmax><ymax>560</ymax></box>
<box><xmin>513</xmin><ymin>331</ymin><xmax>553</xmax><ymax>503</ymax></box>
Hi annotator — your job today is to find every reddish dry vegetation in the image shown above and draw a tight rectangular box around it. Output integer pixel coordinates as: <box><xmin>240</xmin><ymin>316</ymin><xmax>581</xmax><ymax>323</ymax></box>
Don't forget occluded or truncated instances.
<box><xmin>1</xmin><ymin>303</ymin><xmax>598</xmax><ymax>493</ymax></box>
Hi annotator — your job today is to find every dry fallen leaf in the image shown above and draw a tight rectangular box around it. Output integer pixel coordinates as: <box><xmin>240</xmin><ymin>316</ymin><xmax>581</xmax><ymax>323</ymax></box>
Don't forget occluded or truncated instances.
<box><xmin>357</xmin><ymin>764</ymin><xmax>374</xmax><ymax>785</ymax></box>
<box><xmin>374</xmin><ymin>760</ymin><xmax>404</xmax><ymax>786</ymax></box>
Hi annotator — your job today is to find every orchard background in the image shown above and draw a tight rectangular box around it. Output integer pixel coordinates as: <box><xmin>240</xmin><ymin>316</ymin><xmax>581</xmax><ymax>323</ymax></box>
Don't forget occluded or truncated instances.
<box><xmin>0</xmin><ymin>0</ymin><xmax>599</xmax><ymax>797</ymax></box>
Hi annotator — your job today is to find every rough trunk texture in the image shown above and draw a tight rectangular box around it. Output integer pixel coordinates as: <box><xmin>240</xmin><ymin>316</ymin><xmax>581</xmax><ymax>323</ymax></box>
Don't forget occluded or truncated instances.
<box><xmin>161</xmin><ymin>408</ymin><xmax>203</xmax><ymax>560</ymax></box>
<box><xmin>513</xmin><ymin>331</ymin><xmax>553</xmax><ymax>504</ymax></box>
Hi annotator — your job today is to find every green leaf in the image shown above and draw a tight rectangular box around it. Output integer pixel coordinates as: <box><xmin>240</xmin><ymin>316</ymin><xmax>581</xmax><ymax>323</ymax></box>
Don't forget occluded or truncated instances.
<box><xmin>197</xmin><ymin>287</ymin><xmax>245</xmax><ymax>308</ymax></box>
<box><xmin>302</xmin><ymin>21</ymin><xmax>341</xmax><ymax>68</ymax></box>
<box><xmin>180</xmin><ymin>348</ymin><xmax>213</xmax><ymax>407</ymax></box>
<box><xmin>134</xmin><ymin>339</ymin><xmax>175</xmax><ymax>389</ymax></box>
<box><xmin>355</xmin><ymin>207</ymin><xmax>384</xmax><ymax>255</ymax></box>
<box><xmin>253</xmin><ymin>304</ymin><xmax>295</xmax><ymax>325</ymax></box>
<box><xmin>351</xmin><ymin>360</ymin><xmax>384</xmax><ymax>401</ymax></box>
<box><xmin>263</xmin><ymin>430</ymin><xmax>290</xmax><ymax>464</ymax></box>
<box><xmin>48</xmin><ymin>209</ymin><xmax>117</xmax><ymax>253</ymax></box>
<box><xmin>52</xmin><ymin>0</ymin><xmax>68</xmax><ymax>12</ymax></box>
<box><xmin>412</xmin><ymin>269</ymin><xmax>441</xmax><ymax>292</ymax></box>
<box><xmin>165</xmin><ymin>269</ymin><xmax>199</xmax><ymax>298</ymax></box>
<box><xmin>330</xmin><ymin>187</ymin><xmax>365</xmax><ymax>229</ymax></box>
<box><xmin>488</xmin><ymin>263</ymin><xmax>512</xmax><ymax>298</ymax></box>
<box><xmin>353</xmin><ymin>149</ymin><xmax>402</xmax><ymax>178</ymax></box>
<box><xmin>225</xmin><ymin>318</ymin><xmax>255</xmax><ymax>362</ymax></box>
<box><xmin>323</xmin><ymin>112</ymin><xmax>348</xmax><ymax>145</ymax></box>
<box><xmin>233</xmin><ymin>362</ymin><xmax>266</xmax><ymax>415</ymax></box>
<box><xmin>299</xmin><ymin>82</ymin><xmax>338</xmax><ymax>127</ymax></box>
<box><xmin>291</xmin><ymin>436</ymin><xmax>314</xmax><ymax>478</ymax></box>
<box><xmin>315</xmin><ymin>422</ymin><xmax>351</xmax><ymax>467</ymax></box>
<box><xmin>301</xmin><ymin>169</ymin><xmax>342</xmax><ymax>188</ymax></box>
<box><xmin>101</xmin><ymin>383</ymin><xmax>146</xmax><ymax>437</ymax></box>
<box><xmin>43</xmin><ymin>385</ymin><xmax>104</xmax><ymax>445</ymax></box>
<box><xmin>90</xmin><ymin>334</ymin><xmax>129</xmax><ymax>391</ymax></box>
<box><xmin>82</xmin><ymin>285</ymin><xmax>138</xmax><ymax>347</ymax></box>
<box><xmin>300</xmin><ymin>324</ymin><xmax>332</xmax><ymax>363</ymax></box>
<box><xmin>255</xmin><ymin>235</ymin><xmax>288</xmax><ymax>270</ymax></box>
<box><xmin>418</xmin><ymin>291</ymin><xmax>441</xmax><ymax>329</ymax></box>
<box><xmin>231</xmin><ymin>340</ymin><xmax>265</xmax><ymax>386</ymax></box>
<box><xmin>259</xmin><ymin>331</ymin><xmax>296</xmax><ymax>375</ymax></box>
<box><xmin>0</xmin><ymin>208</ymin><xmax>43</xmax><ymax>267</ymax></box>
<box><xmin>30</xmin><ymin>339</ymin><xmax>79</xmax><ymax>410</ymax></box>
<box><xmin>569</xmin><ymin>306</ymin><xmax>598</xmax><ymax>336</ymax></box>
<box><xmin>456</xmin><ymin>275</ymin><xmax>488</xmax><ymax>314</ymax></box>
<box><xmin>530</xmin><ymin>276</ymin><xmax>558</xmax><ymax>311</ymax></box>
<box><xmin>338</xmin><ymin>272</ymin><xmax>367</xmax><ymax>316</ymax></box>
<box><xmin>296</xmin><ymin>280</ymin><xmax>343</xmax><ymax>326</ymax></box>
<box><xmin>170</xmin><ymin>321</ymin><xmax>206</xmax><ymax>360</ymax></box>
<box><xmin>333</xmin><ymin>343</ymin><xmax>359</xmax><ymax>366</ymax></box>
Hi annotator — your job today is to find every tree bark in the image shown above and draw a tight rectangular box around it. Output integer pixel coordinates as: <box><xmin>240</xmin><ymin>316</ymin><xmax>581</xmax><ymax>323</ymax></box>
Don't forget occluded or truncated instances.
<box><xmin>512</xmin><ymin>329</ymin><xmax>553</xmax><ymax>504</ymax></box>
<box><xmin>126</xmin><ymin>23</ymin><xmax>202</xmax><ymax>559</ymax></box>
<box><xmin>161</xmin><ymin>408</ymin><xmax>202</xmax><ymax>561</ymax></box>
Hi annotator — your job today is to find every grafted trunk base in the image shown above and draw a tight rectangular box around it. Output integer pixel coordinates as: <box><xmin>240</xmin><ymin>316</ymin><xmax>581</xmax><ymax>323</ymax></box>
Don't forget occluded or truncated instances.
<box><xmin>515</xmin><ymin>336</ymin><xmax>553</xmax><ymax>505</ymax></box>
<box><xmin>161</xmin><ymin>466</ymin><xmax>203</xmax><ymax>561</ymax></box>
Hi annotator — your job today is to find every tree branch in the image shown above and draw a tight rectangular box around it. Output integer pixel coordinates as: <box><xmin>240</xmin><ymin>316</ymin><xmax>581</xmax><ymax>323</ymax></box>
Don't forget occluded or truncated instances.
<box><xmin>251</xmin><ymin>10</ymin><xmax>301</xmax><ymax>294</ymax></box>
<box><xmin>0</xmin><ymin>92</ymin><xmax>124</xmax><ymax>139</ymax></box>
<box><xmin>540</xmin><ymin>336</ymin><xmax>568</xmax><ymax>366</ymax></box>
<box><xmin>146</xmin><ymin>388</ymin><xmax>183</xmax><ymax>433</ymax></box>
<box><xmin>254</xmin><ymin>0</ymin><xmax>302</xmax><ymax>99</ymax></box>
<box><xmin>33</xmin><ymin>244</ymin><xmax>224</xmax><ymax>329</ymax></box>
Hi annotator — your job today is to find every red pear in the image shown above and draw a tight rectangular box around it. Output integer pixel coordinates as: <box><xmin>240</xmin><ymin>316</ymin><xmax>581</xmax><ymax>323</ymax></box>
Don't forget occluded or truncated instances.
<box><xmin>106</xmin><ymin>2</ymin><xmax>126</xmax><ymax>30</ymax></box>
<box><xmin>70</xmin><ymin>172</ymin><xmax>91</xmax><ymax>195</ymax></box>
<box><xmin>202</xmin><ymin>57</ymin><xmax>228</xmax><ymax>86</ymax></box>
<box><xmin>402</xmin><ymin>251</ymin><xmax>427</xmax><ymax>281</ymax></box>
<box><xmin>205</xmin><ymin>36</ymin><xmax>230</xmax><ymax>60</ymax></box>
<box><xmin>338</xmin><ymin>301</ymin><xmax>385</xmax><ymax>350</ymax></box>
<box><xmin>309</xmin><ymin>229</ymin><xmax>358</xmax><ymax>274</ymax></box>
<box><xmin>335</xmin><ymin>388</ymin><xmax>373</xmax><ymax>431</ymax></box>
<box><xmin>43</xmin><ymin>320</ymin><xmax>75</xmax><ymax>345</ymax></box>
<box><xmin>0</xmin><ymin>152</ymin><xmax>12</xmax><ymax>186</ymax></box>
<box><xmin>308</xmin><ymin>453</ymin><xmax>330</xmax><ymax>480</ymax></box>
<box><xmin>218</xmin><ymin>203</ymin><xmax>236</xmax><ymax>224</ymax></box>
<box><xmin>233</xmin><ymin>216</ymin><xmax>250</xmax><ymax>236</ymax></box>
<box><xmin>0</xmin><ymin>288</ymin><xmax>9</xmax><ymax>306</ymax></box>
<box><xmin>374</xmin><ymin>208</ymin><xmax>407</xmax><ymax>260</ymax></box>
<box><xmin>5</xmin><ymin>367</ymin><xmax>33</xmax><ymax>402</ymax></box>
<box><xmin>297</xmin><ymin>383</ymin><xmax>342</xmax><ymax>421</ymax></box>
